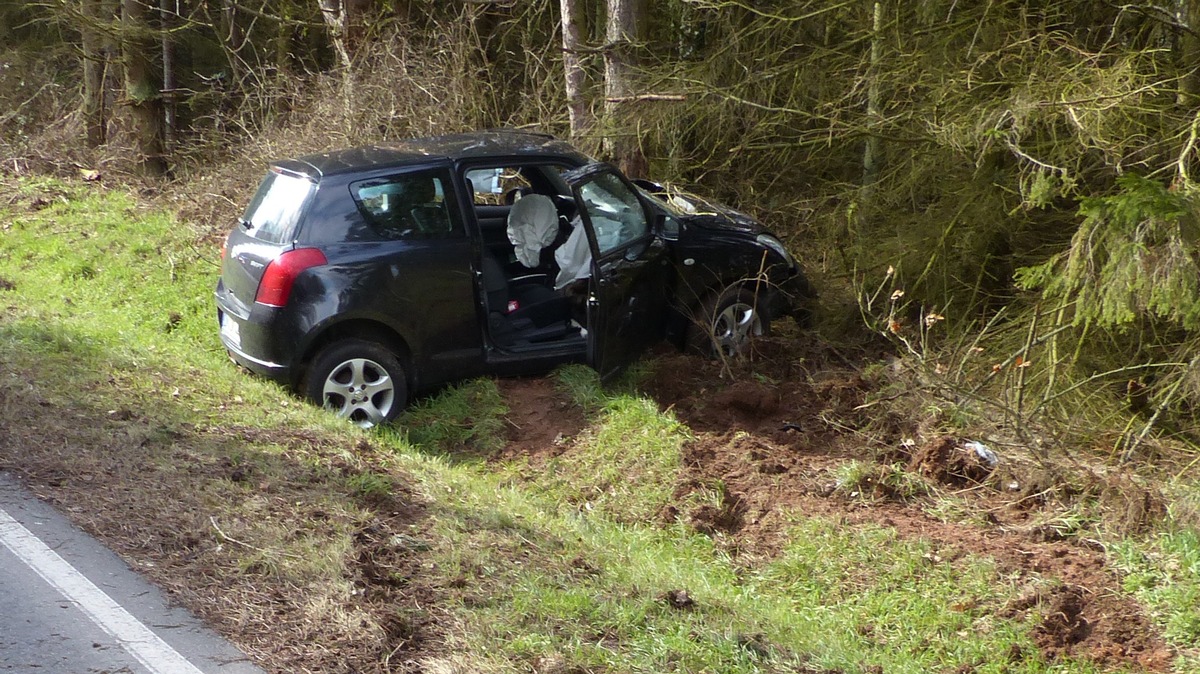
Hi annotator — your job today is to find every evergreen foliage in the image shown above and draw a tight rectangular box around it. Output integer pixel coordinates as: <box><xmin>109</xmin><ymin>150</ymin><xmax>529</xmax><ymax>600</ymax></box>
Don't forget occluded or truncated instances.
<box><xmin>1018</xmin><ymin>175</ymin><xmax>1200</xmax><ymax>330</ymax></box>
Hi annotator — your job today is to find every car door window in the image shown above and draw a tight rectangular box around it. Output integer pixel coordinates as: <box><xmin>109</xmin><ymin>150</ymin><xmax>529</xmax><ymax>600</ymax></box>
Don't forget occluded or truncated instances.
<box><xmin>465</xmin><ymin>167</ymin><xmax>532</xmax><ymax>205</ymax></box>
<box><xmin>576</xmin><ymin>172</ymin><xmax>648</xmax><ymax>255</ymax></box>
<box><xmin>350</xmin><ymin>172</ymin><xmax>457</xmax><ymax>240</ymax></box>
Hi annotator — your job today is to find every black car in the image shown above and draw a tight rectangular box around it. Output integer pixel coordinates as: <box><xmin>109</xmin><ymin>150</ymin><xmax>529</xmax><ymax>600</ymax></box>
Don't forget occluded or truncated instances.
<box><xmin>216</xmin><ymin>131</ymin><xmax>813</xmax><ymax>427</ymax></box>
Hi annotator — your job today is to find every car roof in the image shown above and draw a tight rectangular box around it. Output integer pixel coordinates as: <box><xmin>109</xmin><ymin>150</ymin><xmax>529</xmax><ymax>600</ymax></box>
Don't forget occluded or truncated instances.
<box><xmin>280</xmin><ymin>131</ymin><xmax>591</xmax><ymax>179</ymax></box>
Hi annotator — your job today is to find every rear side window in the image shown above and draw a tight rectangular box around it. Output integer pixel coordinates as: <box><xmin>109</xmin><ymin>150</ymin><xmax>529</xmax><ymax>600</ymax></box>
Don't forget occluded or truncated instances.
<box><xmin>242</xmin><ymin>171</ymin><xmax>315</xmax><ymax>244</ymax></box>
<box><xmin>351</xmin><ymin>172</ymin><xmax>458</xmax><ymax>240</ymax></box>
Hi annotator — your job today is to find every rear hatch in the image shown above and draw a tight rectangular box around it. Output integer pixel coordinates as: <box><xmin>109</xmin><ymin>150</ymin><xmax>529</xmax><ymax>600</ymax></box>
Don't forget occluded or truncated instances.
<box><xmin>217</xmin><ymin>167</ymin><xmax>317</xmax><ymax>318</ymax></box>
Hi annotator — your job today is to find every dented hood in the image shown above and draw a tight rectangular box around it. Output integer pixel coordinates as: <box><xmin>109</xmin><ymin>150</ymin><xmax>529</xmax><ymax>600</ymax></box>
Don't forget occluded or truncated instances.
<box><xmin>644</xmin><ymin>186</ymin><xmax>766</xmax><ymax>234</ymax></box>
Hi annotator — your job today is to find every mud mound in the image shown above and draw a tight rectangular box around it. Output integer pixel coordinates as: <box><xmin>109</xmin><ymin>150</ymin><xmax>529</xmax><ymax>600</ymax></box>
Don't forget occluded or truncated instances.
<box><xmin>1001</xmin><ymin>582</ymin><xmax>1172</xmax><ymax>669</ymax></box>
<box><xmin>909</xmin><ymin>436</ymin><xmax>995</xmax><ymax>486</ymax></box>
<box><xmin>710</xmin><ymin>380</ymin><xmax>781</xmax><ymax>418</ymax></box>
<box><xmin>641</xmin><ymin>348</ymin><xmax>875</xmax><ymax>449</ymax></box>
<box><xmin>1100</xmin><ymin>473</ymin><xmax>1167</xmax><ymax>535</ymax></box>
<box><xmin>1032</xmin><ymin>586</ymin><xmax>1092</xmax><ymax>651</ymax></box>
<box><xmin>495</xmin><ymin>378</ymin><xmax>588</xmax><ymax>463</ymax></box>
<box><xmin>664</xmin><ymin>429</ymin><xmax>1172</xmax><ymax>669</ymax></box>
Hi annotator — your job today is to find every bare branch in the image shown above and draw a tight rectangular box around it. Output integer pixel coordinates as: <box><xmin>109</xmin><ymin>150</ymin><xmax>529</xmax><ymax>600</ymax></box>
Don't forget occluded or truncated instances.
<box><xmin>604</xmin><ymin>94</ymin><xmax>686</xmax><ymax>103</ymax></box>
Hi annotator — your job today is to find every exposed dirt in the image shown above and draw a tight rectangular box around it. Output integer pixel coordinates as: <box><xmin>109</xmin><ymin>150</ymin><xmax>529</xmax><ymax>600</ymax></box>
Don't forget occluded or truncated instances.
<box><xmin>909</xmin><ymin>435</ymin><xmax>995</xmax><ymax>486</ymax></box>
<box><xmin>497</xmin><ymin>340</ymin><xmax>1175</xmax><ymax>672</ymax></box>
<box><xmin>0</xmin><ymin>380</ymin><xmax>443</xmax><ymax>674</ymax></box>
<box><xmin>495</xmin><ymin>376</ymin><xmax>588</xmax><ymax>463</ymax></box>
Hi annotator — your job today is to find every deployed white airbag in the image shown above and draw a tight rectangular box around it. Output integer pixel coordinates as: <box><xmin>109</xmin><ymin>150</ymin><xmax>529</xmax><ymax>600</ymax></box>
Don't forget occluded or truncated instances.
<box><xmin>554</xmin><ymin>217</ymin><xmax>592</xmax><ymax>289</ymax></box>
<box><xmin>507</xmin><ymin>194</ymin><xmax>559</xmax><ymax>268</ymax></box>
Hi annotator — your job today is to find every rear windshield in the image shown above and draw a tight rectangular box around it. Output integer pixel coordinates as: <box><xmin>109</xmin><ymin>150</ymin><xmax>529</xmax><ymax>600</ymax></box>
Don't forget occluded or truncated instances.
<box><xmin>241</xmin><ymin>170</ymin><xmax>315</xmax><ymax>243</ymax></box>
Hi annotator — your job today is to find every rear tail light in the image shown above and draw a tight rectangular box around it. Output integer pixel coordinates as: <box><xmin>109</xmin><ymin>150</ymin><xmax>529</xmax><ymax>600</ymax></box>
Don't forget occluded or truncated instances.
<box><xmin>255</xmin><ymin>248</ymin><xmax>327</xmax><ymax>307</ymax></box>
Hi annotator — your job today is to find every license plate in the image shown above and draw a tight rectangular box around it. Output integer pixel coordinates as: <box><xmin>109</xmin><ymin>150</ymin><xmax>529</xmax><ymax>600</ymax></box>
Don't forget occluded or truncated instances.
<box><xmin>220</xmin><ymin>313</ymin><xmax>240</xmax><ymax>348</ymax></box>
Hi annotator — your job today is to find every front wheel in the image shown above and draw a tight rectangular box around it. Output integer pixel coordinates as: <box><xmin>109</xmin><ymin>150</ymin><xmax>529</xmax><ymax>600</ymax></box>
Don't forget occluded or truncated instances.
<box><xmin>304</xmin><ymin>340</ymin><xmax>407</xmax><ymax>428</ymax></box>
<box><xmin>687</xmin><ymin>287</ymin><xmax>771</xmax><ymax>359</ymax></box>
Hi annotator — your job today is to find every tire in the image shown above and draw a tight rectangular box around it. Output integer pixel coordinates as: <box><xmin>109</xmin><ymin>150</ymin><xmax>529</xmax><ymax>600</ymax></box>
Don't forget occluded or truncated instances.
<box><xmin>687</xmin><ymin>287</ymin><xmax>771</xmax><ymax>358</ymax></box>
<box><xmin>304</xmin><ymin>340</ymin><xmax>407</xmax><ymax>428</ymax></box>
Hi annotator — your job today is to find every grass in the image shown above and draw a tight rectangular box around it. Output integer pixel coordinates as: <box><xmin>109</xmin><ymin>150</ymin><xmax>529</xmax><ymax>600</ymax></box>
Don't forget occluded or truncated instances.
<box><xmin>554</xmin><ymin>362</ymin><xmax>610</xmax><ymax>409</ymax></box>
<box><xmin>1110</xmin><ymin>482</ymin><xmax>1200</xmax><ymax>669</ymax></box>
<box><xmin>0</xmin><ymin>175</ymin><xmax>1185</xmax><ymax>672</ymax></box>
<box><xmin>420</xmin><ymin>460</ymin><xmax>1068</xmax><ymax>674</ymax></box>
<box><xmin>531</xmin><ymin>392</ymin><xmax>687</xmax><ymax>522</ymax></box>
<box><xmin>834</xmin><ymin>459</ymin><xmax>931</xmax><ymax>500</ymax></box>
<box><xmin>398</xmin><ymin>379</ymin><xmax>510</xmax><ymax>459</ymax></box>
<box><xmin>1111</xmin><ymin>532</ymin><xmax>1200</xmax><ymax>644</ymax></box>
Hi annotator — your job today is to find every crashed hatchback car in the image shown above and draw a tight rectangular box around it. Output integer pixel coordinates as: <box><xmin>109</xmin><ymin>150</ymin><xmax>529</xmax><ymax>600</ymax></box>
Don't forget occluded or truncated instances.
<box><xmin>216</xmin><ymin>131</ymin><xmax>813</xmax><ymax>427</ymax></box>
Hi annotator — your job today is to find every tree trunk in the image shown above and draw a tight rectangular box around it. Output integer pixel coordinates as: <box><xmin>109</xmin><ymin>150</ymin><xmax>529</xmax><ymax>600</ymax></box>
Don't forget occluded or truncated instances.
<box><xmin>561</xmin><ymin>0</ymin><xmax>589</xmax><ymax>139</ymax></box>
<box><xmin>318</xmin><ymin>0</ymin><xmax>357</xmax><ymax>130</ymax></box>
<box><xmin>1180</xmin><ymin>0</ymin><xmax>1200</xmax><ymax>106</ymax></box>
<box><xmin>603</xmin><ymin>0</ymin><xmax>648</xmax><ymax>178</ymax></box>
<box><xmin>121</xmin><ymin>0</ymin><xmax>167</xmax><ymax>175</ymax></box>
<box><xmin>319</xmin><ymin>0</ymin><xmax>353</xmax><ymax>71</ymax></box>
<box><xmin>81</xmin><ymin>0</ymin><xmax>110</xmax><ymax>147</ymax></box>
<box><xmin>859</xmin><ymin>1</ymin><xmax>883</xmax><ymax>212</ymax></box>
<box><xmin>274</xmin><ymin>0</ymin><xmax>295</xmax><ymax>74</ymax></box>
<box><xmin>217</xmin><ymin>0</ymin><xmax>244</xmax><ymax>85</ymax></box>
<box><xmin>160</xmin><ymin>0</ymin><xmax>176</xmax><ymax>148</ymax></box>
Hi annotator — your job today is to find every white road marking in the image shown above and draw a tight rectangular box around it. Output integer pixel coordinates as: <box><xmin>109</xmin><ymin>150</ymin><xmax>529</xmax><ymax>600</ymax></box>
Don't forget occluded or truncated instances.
<box><xmin>0</xmin><ymin>507</ymin><xmax>206</xmax><ymax>674</ymax></box>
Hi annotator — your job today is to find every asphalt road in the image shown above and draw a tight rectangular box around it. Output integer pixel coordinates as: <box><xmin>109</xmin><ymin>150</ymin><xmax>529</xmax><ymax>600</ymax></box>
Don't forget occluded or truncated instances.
<box><xmin>0</xmin><ymin>473</ymin><xmax>263</xmax><ymax>674</ymax></box>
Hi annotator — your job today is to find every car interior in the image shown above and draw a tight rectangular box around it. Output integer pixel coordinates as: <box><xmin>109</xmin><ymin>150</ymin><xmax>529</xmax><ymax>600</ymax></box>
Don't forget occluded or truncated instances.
<box><xmin>466</xmin><ymin>164</ymin><xmax>590</xmax><ymax>351</ymax></box>
<box><xmin>353</xmin><ymin>174</ymin><xmax>453</xmax><ymax>239</ymax></box>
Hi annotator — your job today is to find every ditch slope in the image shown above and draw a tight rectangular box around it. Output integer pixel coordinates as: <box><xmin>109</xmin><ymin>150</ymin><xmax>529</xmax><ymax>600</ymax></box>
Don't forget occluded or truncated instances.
<box><xmin>498</xmin><ymin>341</ymin><xmax>1174</xmax><ymax>671</ymax></box>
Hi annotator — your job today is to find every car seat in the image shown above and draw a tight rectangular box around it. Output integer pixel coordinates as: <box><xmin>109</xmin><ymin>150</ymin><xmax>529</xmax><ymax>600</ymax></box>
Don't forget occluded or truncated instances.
<box><xmin>480</xmin><ymin>252</ymin><xmax>577</xmax><ymax>347</ymax></box>
<box><xmin>404</xmin><ymin>178</ymin><xmax>448</xmax><ymax>235</ymax></box>
<box><xmin>506</xmin><ymin>193</ymin><xmax>560</xmax><ymax>268</ymax></box>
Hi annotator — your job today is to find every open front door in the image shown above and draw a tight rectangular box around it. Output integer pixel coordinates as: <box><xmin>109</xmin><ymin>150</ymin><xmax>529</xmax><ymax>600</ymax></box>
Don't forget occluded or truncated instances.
<box><xmin>564</xmin><ymin>164</ymin><xmax>672</xmax><ymax>380</ymax></box>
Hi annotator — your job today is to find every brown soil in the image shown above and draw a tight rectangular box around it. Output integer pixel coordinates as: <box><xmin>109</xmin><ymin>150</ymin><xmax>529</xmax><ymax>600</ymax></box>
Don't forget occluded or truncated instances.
<box><xmin>0</xmin><ymin>382</ymin><xmax>443</xmax><ymax>674</ymax></box>
<box><xmin>497</xmin><ymin>340</ymin><xmax>1175</xmax><ymax>672</ymax></box>
<box><xmin>494</xmin><ymin>377</ymin><xmax>588</xmax><ymax>463</ymax></box>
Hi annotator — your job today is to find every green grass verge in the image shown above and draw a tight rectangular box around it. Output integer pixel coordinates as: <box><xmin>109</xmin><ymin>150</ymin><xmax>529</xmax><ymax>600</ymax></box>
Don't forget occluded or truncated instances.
<box><xmin>532</xmin><ymin>391</ymin><xmax>687</xmax><ymax>523</ymax></box>
<box><xmin>399</xmin><ymin>379</ymin><xmax>510</xmax><ymax>459</ymax></box>
<box><xmin>424</xmin><ymin>484</ymin><xmax>1089</xmax><ymax>674</ymax></box>
<box><xmin>1110</xmin><ymin>509</ymin><xmax>1200</xmax><ymax>670</ymax></box>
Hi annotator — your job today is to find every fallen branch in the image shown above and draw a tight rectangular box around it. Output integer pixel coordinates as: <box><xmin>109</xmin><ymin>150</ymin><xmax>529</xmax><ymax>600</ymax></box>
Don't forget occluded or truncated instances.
<box><xmin>605</xmin><ymin>94</ymin><xmax>687</xmax><ymax>103</ymax></box>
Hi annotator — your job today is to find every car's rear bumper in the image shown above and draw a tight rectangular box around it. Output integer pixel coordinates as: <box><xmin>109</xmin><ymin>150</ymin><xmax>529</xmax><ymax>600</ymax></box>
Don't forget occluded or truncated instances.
<box><xmin>216</xmin><ymin>304</ymin><xmax>294</xmax><ymax>385</ymax></box>
<box><xmin>222</xmin><ymin>337</ymin><xmax>292</xmax><ymax>384</ymax></box>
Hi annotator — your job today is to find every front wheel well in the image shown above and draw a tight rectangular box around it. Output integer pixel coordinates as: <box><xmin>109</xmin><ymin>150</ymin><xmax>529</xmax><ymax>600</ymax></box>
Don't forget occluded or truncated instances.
<box><xmin>684</xmin><ymin>284</ymin><xmax>772</xmax><ymax>357</ymax></box>
<box><xmin>686</xmin><ymin>277</ymin><xmax>773</xmax><ymax>321</ymax></box>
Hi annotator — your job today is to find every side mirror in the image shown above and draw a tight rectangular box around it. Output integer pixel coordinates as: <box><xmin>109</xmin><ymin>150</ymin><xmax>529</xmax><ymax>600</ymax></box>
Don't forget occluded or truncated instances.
<box><xmin>658</xmin><ymin>212</ymin><xmax>680</xmax><ymax>241</ymax></box>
